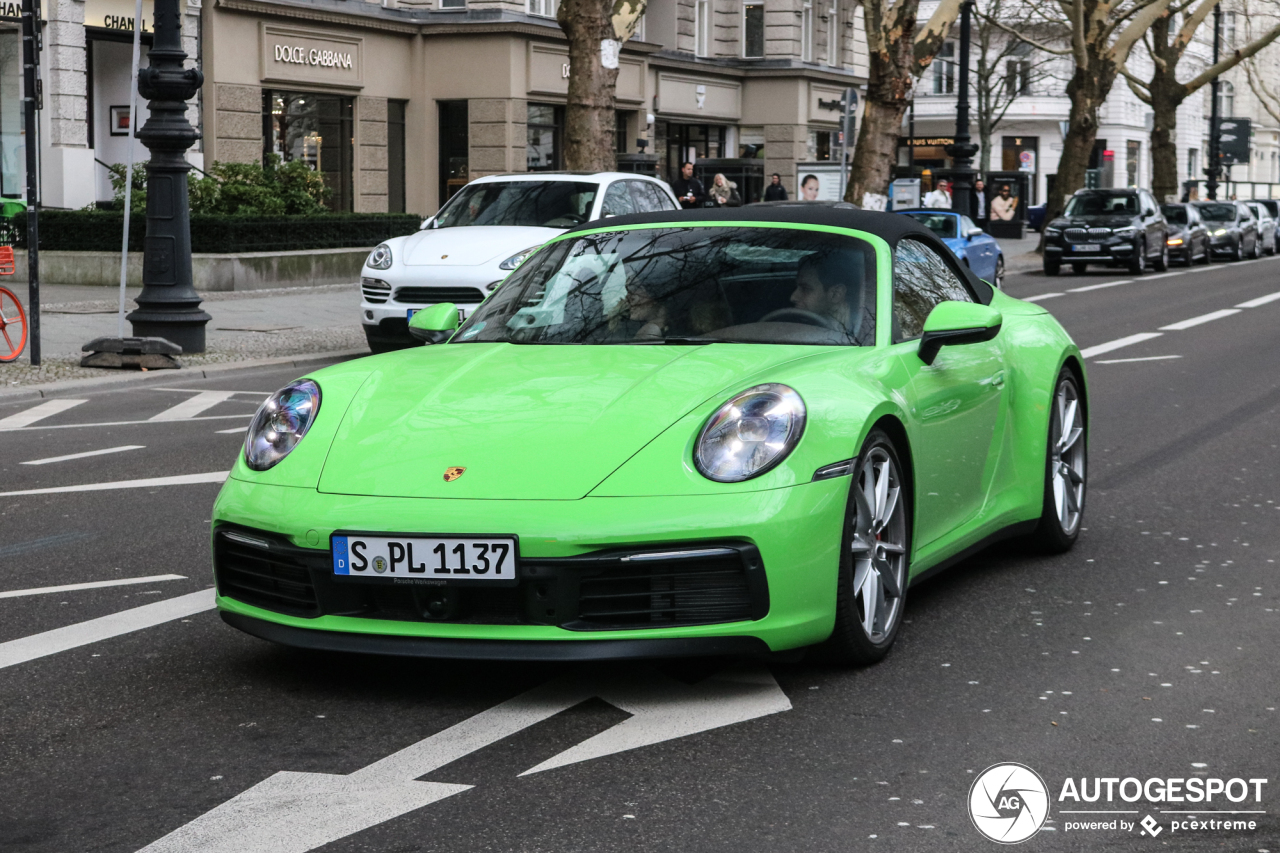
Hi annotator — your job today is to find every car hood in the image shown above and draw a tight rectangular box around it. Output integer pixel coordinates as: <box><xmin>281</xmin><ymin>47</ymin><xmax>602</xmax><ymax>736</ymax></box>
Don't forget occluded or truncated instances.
<box><xmin>941</xmin><ymin>237</ymin><xmax>967</xmax><ymax>253</ymax></box>
<box><xmin>316</xmin><ymin>343</ymin><xmax>821</xmax><ymax>500</ymax></box>
<box><xmin>1052</xmin><ymin>216</ymin><xmax>1140</xmax><ymax>229</ymax></box>
<box><xmin>399</xmin><ymin>226</ymin><xmax>561</xmax><ymax>267</ymax></box>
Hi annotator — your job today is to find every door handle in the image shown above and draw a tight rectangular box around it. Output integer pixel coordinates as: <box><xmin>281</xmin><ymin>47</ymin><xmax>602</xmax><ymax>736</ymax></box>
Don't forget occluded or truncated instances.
<box><xmin>991</xmin><ymin>370</ymin><xmax>1006</xmax><ymax>388</ymax></box>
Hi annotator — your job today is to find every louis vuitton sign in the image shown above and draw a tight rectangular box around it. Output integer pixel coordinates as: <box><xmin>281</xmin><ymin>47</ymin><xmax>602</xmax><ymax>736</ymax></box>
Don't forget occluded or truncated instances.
<box><xmin>260</xmin><ymin>24</ymin><xmax>363</xmax><ymax>90</ymax></box>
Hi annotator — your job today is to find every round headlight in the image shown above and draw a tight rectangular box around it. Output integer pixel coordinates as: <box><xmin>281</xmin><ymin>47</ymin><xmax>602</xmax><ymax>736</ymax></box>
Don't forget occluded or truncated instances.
<box><xmin>694</xmin><ymin>384</ymin><xmax>806</xmax><ymax>483</ymax></box>
<box><xmin>367</xmin><ymin>244</ymin><xmax>393</xmax><ymax>270</ymax></box>
<box><xmin>244</xmin><ymin>380</ymin><xmax>321</xmax><ymax>471</ymax></box>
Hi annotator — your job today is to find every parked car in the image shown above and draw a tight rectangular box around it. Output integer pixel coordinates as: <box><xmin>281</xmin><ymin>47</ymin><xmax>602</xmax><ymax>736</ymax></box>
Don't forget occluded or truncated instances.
<box><xmin>1245</xmin><ymin>201</ymin><xmax>1277</xmax><ymax>255</ymax></box>
<box><xmin>1042</xmin><ymin>188</ymin><xmax>1169</xmax><ymax>276</ymax></box>
<box><xmin>359</xmin><ymin>172</ymin><xmax>681</xmax><ymax>352</ymax></box>
<box><xmin>1194</xmin><ymin>201</ymin><xmax>1260</xmax><ymax>262</ymax></box>
<box><xmin>1160</xmin><ymin>203</ymin><xmax>1211</xmax><ymax>265</ymax></box>
<box><xmin>895</xmin><ymin>208</ymin><xmax>1005</xmax><ymax>286</ymax></box>
<box><xmin>215</xmin><ymin>207</ymin><xmax>1087</xmax><ymax>665</ymax></box>
<box><xmin>1255</xmin><ymin>199</ymin><xmax>1279</xmax><ymax>220</ymax></box>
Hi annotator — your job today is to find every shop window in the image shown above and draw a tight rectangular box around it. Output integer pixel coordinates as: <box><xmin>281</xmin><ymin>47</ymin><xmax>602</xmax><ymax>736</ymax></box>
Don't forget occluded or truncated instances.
<box><xmin>388</xmin><ymin>100</ymin><xmax>407</xmax><ymax>214</ymax></box>
<box><xmin>528</xmin><ymin>103</ymin><xmax>564</xmax><ymax>171</ymax></box>
<box><xmin>807</xmin><ymin>130</ymin><xmax>834</xmax><ymax>161</ymax></box>
<box><xmin>0</xmin><ymin>30</ymin><xmax>20</xmax><ymax>198</ymax></box>
<box><xmin>695</xmin><ymin>0</ymin><xmax>711</xmax><ymax>57</ymax></box>
<box><xmin>263</xmin><ymin>90</ymin><xmax>355</xmax><ymax>212</ymax></box>
<box><xmin>438</xmin><ymin>100</ymin><xmax>468</xmax><ymax>209</ymax></box>
<box><xmin>933</xmin><ymin>42</ymin><xmax>955</xmax><ymax>95</ymax></box>
<box><xmin>744</xmin><ymin>2</ymin><xmax>764</xmax><ymax>58</ymax></box>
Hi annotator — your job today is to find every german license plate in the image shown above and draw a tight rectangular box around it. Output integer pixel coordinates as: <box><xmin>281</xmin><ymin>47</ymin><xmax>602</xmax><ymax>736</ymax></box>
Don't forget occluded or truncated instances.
<box><xmin>331</xmin><ymin>533</ymin><xmax>517</xmax><ymax>585</ymax></box>
<box><xmin>1073</xmin><ymin>243</ymin><xmax>1101</xmax><ymax>252</ymax></box>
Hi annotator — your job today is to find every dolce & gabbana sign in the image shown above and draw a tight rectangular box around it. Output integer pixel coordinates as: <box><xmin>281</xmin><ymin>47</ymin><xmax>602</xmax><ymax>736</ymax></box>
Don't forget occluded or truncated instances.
<box><xmin>260</xmin><ymin>24</ymin><xmax>363</xmax><ymax>90</ymax></box>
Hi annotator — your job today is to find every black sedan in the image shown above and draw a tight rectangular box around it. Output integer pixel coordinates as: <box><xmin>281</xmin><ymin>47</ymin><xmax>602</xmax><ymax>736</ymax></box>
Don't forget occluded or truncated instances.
<box><xmin>1194</xmin><ymin>201</ymin><xmax>1259</xmax><ymax>262</ymax></box>
<box><xmin>1043</xmin><ymin>189</ymin><xmax>1169</xmax><ymax>276</ymax></box>
<box><xmin>1160</xmin><ymin>203</ymin><xmax>1211</xmax><ymax>265</ymax></box>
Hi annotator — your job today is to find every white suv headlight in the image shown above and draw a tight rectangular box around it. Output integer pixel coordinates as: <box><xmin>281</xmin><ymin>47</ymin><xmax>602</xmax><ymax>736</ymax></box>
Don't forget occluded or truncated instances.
<box><xmin>244</xmin><ymin>380</ymin><xmax>321</xmax><ymax>471</ymax></box>
<box><xmin>367</xmin><ymin>244</ymin><xmax>393</xmax><ymax>270</ymax></box>
<box><xmin>499</xmin><ymin>245</ymin><xmax>541</xmax><ymax>271</ymax></box>
<box><xmin>694</xmin><ymin>384</ymin><xmax>806</xmax><ymax>482</ymax></box>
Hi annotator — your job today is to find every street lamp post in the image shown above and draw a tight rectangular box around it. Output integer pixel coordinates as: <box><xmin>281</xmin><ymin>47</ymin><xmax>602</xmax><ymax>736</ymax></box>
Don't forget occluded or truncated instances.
<box><xmin>1205</xmin><ymin>4</ymin><xmax>1222</xmax><ymax>201</ymax></box>
<box><xmin>125</xmin><ymin>0</ymin><xmax>210</xmax><ymax>352</ymax></box>
<box><xmin>946</xmin><ymin>0</ymin><xmax>979</xmax><ymax>219</ymax></box>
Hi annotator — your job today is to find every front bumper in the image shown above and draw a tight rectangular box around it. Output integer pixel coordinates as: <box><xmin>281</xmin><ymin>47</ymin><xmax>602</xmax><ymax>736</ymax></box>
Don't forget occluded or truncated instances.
<box><xmin>210</xmin><ymin>475</ymin><xmax>851</xmax><ymax>655</ymax></box>
<box><xmin>1044</xmin><ymin>238</ymin><xmax>1137</xmax><ymax>264</ymax></box>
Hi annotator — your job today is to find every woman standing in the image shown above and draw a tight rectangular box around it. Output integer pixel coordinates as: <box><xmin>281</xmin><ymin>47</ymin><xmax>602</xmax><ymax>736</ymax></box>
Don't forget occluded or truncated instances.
<box><xmin>709</xmin><ymin>173</ymin><xmax>742</xmax><ymax>207</ymax></box>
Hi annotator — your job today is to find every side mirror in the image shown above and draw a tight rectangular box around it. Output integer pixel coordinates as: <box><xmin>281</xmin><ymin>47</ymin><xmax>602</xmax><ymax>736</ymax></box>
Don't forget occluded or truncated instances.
<box><xmin>408</xmin><ymin>303</ymin><xmax>459</xmax><ymax>345</ymax></box>
<box><xmin>918</xmin><ymin>302</ymin><xmax>1003</xmax><ymax>365</ymax></box>
<box><xmin>418</xmin><ymin>217</ymin><xmax>435</xmax><ymax>230</ymax></box>
<box><xmin>965</xmin><ymin>227</ymin><xmax>985</xmax><ymax>237</ymax></box>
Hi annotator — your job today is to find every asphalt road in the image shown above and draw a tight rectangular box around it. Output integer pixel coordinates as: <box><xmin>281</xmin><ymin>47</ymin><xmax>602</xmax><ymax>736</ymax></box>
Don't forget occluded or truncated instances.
<box><xmin>1</xmin><ymin>254</ymin><xmax>1278</xmax><ymax>852</ymax></box>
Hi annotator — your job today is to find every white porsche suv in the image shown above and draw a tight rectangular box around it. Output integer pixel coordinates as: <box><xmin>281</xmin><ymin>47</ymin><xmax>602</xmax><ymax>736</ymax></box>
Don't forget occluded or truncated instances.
<box><xmin>360</xmin><ymin>172</ymin><xmax>681</xmax><ymax>352</ymax></box>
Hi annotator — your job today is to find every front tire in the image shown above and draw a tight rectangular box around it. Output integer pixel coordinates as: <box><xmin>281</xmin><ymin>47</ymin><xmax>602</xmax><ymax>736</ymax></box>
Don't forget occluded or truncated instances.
<box><xmin>1027</xmin><ymin>370</ymin><xmax>1087</xmax><ymax>553</ymax></box>
<box><xmin>1044</xmin><ymin>257</ymin><xmax>1061</xmax><ymax>276</ymax></box>
<box><xmin>1153</xmin><ymin>243</ymin><xmax>1169</xmax><ymax>271</ymax></box>
<box><xmin>1128</xmin><ymin>242</ymin><xmax>1147</xmax><ymax>275</ymax></box>
<box><xmin>1251</xmin><ymin>235</ymin><xmax>1262</xmax><ymax>259</ymax></box>
<box><xmin>821</xmin><ymin>430</ymin><xmax>911</xmax><ymax>666</ymax></box>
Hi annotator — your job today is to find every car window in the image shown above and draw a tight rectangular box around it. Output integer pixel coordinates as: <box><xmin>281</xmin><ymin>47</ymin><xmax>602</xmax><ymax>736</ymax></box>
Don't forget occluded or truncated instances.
<box><xmin>960</xmin><ymin>215</ymin><xmax>979</xmax><ymax>234</ymax></box>
<box><xmin>902</xmin><ymin>212</ymin><xmax>957</xmax><ymax>239</ymax></box>
<box><xmin>601</xmin><ymin>182</ymin><xmax>637</xmax><ymax>217</ymax></box>
<box><xmin>627</xmin><ymin>181</ymin><xmax>659</xmax><ymax>213</ymax></box>
<box><xmin>639</xmin><ymin>181</ymin><xmax>677</xmax><ymax>211</ymax></box>
<box><xmin>1239</xmin><ymin>204</ymin><xmax>1254</xmax><ymax>221</ymax></box>
<box><xmin>435</xmin><ymin>181</ymin><xmax>600</xmax><ymax>229</ymax></box>
<box><xmin>1065</xmin><ymin>193</ymin><xmax>1138</xmax><ymax>216</ymax></box>
<box><xmin>1195</xmin><ymin>203</ymin><xmax>1236</xmax><ymax>222</ymax></box>
<box><xmin>892</xmin><ymin>238</ymin><xmax>975</xmax><ymax>342</ymax></box>
<box><xmin>1162</xmin><ymin>205</ymin><xmax>1187</xmax><ymax>225</ymax></box>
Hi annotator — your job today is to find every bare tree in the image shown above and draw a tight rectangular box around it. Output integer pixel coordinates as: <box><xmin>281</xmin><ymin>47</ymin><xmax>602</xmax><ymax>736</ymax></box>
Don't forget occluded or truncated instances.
<box><xmin>988</xmin><ymin>0</ymin><xmax>1173</xmax><ymax>220</ymax></box>
<box><xmin>843</xmin><ymin>0</ymin><xmax>966</xmax><ymax>206</ymax></box>
<box><xmin>1122</xmin><ymin>0</ymin><xmax>1280</xmax><ymax>202</ymax></box>
<box><xmin>1239</xmin><ymin>0</ymin><xmax>1280</xmax><ymax>126</ymax></box>
<box><xmin>972</xmin><ymin>0</ymin><xmax>1061</xmax><ymax>175</ymax></box>
<box><xmin>558</xmin><ymin>0</ymin><xmax>646</xmax><ymax>171</ymax></box>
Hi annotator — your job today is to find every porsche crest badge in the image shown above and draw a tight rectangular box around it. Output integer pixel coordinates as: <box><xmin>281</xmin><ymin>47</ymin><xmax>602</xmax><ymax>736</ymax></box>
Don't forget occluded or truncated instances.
<box><xmin>443</xmin><ymin>466</ymin><xmax>466</xmax><ymax>482</ymax></box>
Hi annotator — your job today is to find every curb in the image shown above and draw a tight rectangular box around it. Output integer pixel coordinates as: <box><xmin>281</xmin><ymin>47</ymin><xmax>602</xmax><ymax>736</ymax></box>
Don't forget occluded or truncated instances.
<box><xmin>0</xmin><ymin>349</ymin><xmax>370</xmax><ymax>402</ymax></box>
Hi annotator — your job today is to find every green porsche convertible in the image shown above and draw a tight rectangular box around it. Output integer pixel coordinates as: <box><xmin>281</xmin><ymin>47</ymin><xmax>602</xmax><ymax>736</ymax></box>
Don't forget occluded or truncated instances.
<box><xmin>211</xmin><ymin>206</ymin><xmax>1087</xmax><ymax>664</ymax></box>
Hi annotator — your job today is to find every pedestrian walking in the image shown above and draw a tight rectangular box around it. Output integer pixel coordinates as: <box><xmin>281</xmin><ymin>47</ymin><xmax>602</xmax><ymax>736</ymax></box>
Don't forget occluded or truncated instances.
<box><xmin>763</xmin><ymin>173</ymin><xmax>789</xmax><ymax>201</ymax></box>
<box><xmin>671</xmin><ymin>161</ymin><xmax>707</xmax><ymax>209</ymax></box>
<box><xmin>709</xmin><ymin>173</ymin><xmax>741</xmax><ymax>207</ymax></box>
<box><xmin>922</xmin><ymin>179</ymin><xmax>951</xmax><ymax>209</ymax></box>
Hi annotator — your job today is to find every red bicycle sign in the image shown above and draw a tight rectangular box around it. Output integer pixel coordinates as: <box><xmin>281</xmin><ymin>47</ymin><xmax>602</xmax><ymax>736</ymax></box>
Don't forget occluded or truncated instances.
<box><xmin>0</xmin><ymin>245</ymin><xmax>28</xmax><ymax>362</ymax></box>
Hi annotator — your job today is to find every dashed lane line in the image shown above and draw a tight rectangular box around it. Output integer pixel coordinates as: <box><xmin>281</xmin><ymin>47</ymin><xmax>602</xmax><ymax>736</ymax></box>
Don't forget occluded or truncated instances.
<box><xmin>1079</xmin><ymin>333</ymin><xmax>1164</xmax><ymax>359</ymax></box>
<box><xmin>21</xmin><ymin>445</ymin><xmax>145</xmax><ymax>466</ymax></box>
<box><xmin>149</xmin><ymin>391</ymin><xmax>239</xmax><ymax>422</ymax></box>
<box><xmin>215</xmin><ymin>426</ymin><xmax>248</xmax><ymax>434</ymax></box>
<box><xmin>1022</xmin><ymin>293</ymin><xmax>1065</xmax><ymax>303</ymax></box>
<box><xmin>0</xmin><ymin>414</ymin><xmax>250</xmax><ymax>432</ymax></box>
<box><xmin>1095</xmin><ymin>355</ymin><xmax>1183</xmax><ymax>364</ymax></box>
<box><xmin>0</xmin><ymin>589</ymin><xmax>215</xmax><ymax>670</ymax></box>
<box><xmin>1068</xmin><ymin>279</ymin><xmax>1133</xmax><ymax>293</ymax></box>
<box><xmin>1237</xmin><ymin>291</ymin><xmax>1280</xmax><ymax>308</ymax></box>
<box><xmin>0</xmin><ymin>399</ymin><xmax>87</xmax><ymax>429</ymax></box>
<box><xmin>0</xmin><ymin>574</ymin><xmax>186</xmax><ymax>599</ymax></box>
<box><xmin>0</xmin><ymin>471</ymin><xmax>229</xmax><ymax>498</ymax></box>
<box><xmin>1159</xmin><ymin>308</ymin><xmax>1242</xmax><ymax>331</ymax></box>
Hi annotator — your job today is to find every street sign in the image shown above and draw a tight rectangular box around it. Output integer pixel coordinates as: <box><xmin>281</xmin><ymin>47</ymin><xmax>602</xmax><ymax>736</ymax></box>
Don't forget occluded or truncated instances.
<box><xmin>1218</xmin><ymin>117</ymin><xmax>1251</xmax><ymax>166</ymax></box>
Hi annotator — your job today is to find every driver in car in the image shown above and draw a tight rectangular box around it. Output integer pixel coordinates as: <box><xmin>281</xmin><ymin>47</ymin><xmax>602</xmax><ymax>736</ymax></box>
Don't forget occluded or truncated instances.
<box><xmin>788</xmin><ymin>253</ymin><xmax>853</xmax><ymax>331</ymax></box>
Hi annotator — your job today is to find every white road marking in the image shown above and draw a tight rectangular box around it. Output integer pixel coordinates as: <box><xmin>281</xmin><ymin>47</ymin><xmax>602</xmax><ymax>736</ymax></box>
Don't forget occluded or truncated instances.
<box><xmin>1068</xmin><ymin>279</ymin><xmax>1132</xmax><ymax>293</ymax></box>
<box><xmin>138</xmin><ymin>666</ymin><xmax>790</xmax><ymax>853</ymax></box>
<box><xmin>1142</xmin><ymin>271</ymin><xmax>1185</xmax><ymax>280</ymax></box>
<box><xmin>1022</xmin><ymin>293</ymin><xmax>1064</xmax><ymax>302</ymax></box>
<box><xmin>0</xmin><ymin>589</ymin><xmax>214</xmax><ymax>669</ymax></box>
<box><xmin>0</xmin><ymin>414</ymin><xmax>250</xmax><ymax>432</ymax></box>
<box><xmin>149</xmin><ymin>391</ymin><xmax>238</xmax><ymax>422</ymax></box>
<box><xmin>0</xmin><ymin>574</ymin><xmax>186</xmax><ymax>599</ymax></box>
<box><xmin>153</xmin><ymin>388</ymin><xmax>269</xmax><ymax>396</ymax></box>
<box><xmin>1237</xmin><ymin>291</ymin><xmax>1280</xmax><ymax>308</ymax></box>
<box><xmin>1159</xmin><ymin>308</ymin><xmax>1241</xmax><ymax>331</ymax></box>
<box><xmin>0</xmin><ymin>471</ymin><xmax>228</xmax><ymax>498</ymax></box>
<box><xmin>1080</xmin><ymin>332</ymin><xmax>1163</xmax><ymax>359</ymax></box>
<box><xmin>1095</xmin><ymin>355</ymin><xmax>1183</xmax><ymax>364</ymax></box>
<box><xmin>20</xmin><ymin>445</ymin><xmax>145</xmax><ymax>466</ymax></box>
<box><xmin>0</xmin><ymin>399</ymin><xmax>88</xmax><ymax>429</ymax></box>
<box><xmin>216</xmin><ymin>426</ymin><xmax>248</xmax><ymax>434</ymax></box>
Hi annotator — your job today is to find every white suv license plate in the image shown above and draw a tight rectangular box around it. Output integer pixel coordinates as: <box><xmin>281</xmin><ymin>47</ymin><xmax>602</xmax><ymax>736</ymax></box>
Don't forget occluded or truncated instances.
<box><xmin>332</xmin><ymin>534</ymin><xmax>517</xmax><ymax>586</ymax></box>
<box><xmin>1073</xmin><ymin>243</ymin><xmax>1101</xmax><ymax>252</ymax></box>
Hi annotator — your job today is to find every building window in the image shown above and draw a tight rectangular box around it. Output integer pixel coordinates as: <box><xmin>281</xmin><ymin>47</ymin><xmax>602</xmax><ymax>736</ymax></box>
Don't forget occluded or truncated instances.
<box><xmin>263</xmin><ymin>90</ymin><xmax>354</xmax><ymax>212</ymax></box>
<box><xmin>1126</xmin><ymin>139</ymin><xmax>1140</xmax><ymax>187</ymax></box>
<box><xmin>438</xmin><ymin>100</ymin><xmax>468</xmax><ymax>209</ymax></box>
<box><xmin>439</xmin><ymin>0</ymin><xmax>466</xmax><ymax>8</ymax></box>
<box><xmin>1223</xmin><ymin>11</ymin><xmax>1237</xmax><ymax>50</ymax></box>
<box><xmin>801</xmin><ymin>0</ymin><xmax>814</xmax><ymax>62</ymax></box>
<box><xmin>744</xmin><ymin>2</ymin><xmax>765</xmax><ymax>58</ymax></box>
<box><xmin>387</xmin><ymin>100</ymin><xmax>407</xmax><ymax>214</ymax></box>
<box><xmin>807</xmin><ymin>129</ymin><xmax>834</xmax><ymax>161</ymax></box>
<box><xmin>527</xmin><ymin>0</ymin><xmax>557</xmax><ymax>17</ymax></box>
<box><xmin>0</xmin><ymin>31</ymin><xmax>22</xmax><ymax>198</ymax></box>
<box><xmin>660</xmin><ymin>121</ymin><xmax>726</xmax><ymax>182</ymax></box>
<box><xmin>616</xmin><ymin>111</ymin><xmax>629</xmax><ymax>154</ymax></box>
<box><xmin>826</xmin><ymin>0</ymin><xmax>839</xmax><ymax>67</ymax></box>
<box><xmin>933</xmin><ymin>42</ymin><xmax>955</xmax><ymax>95</ymax></box>
<box><xmin>527</xmin><ymin>103</ymin><xmax>564</xmax><ymax>171</ymax></box>
<box><xmin>1187</xmin><ymin>147</ymin><xmax>1199</xmax><ymax>179</ymax></box>
<box><xmin>695</xmin><ymin>0</ymin><xmax>711</xmax><ymax>57</ymax></box>
<box><xmin>1216</xmin><ymin>81</ymin><xmax>1234</xmax><ymax>117</ymax></box>
<box><xmin>1005</xmin><ymin>45</ymin><xmax>1031</xmax><ymax>97</ymax></box>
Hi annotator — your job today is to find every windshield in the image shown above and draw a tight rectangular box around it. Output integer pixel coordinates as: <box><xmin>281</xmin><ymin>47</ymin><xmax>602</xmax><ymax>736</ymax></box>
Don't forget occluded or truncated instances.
<box><xmin>1161</xmin><ymin>205</ymin><xmax>1188</xmax><ymax>225</ymax></box>
<box><xmin>1064</xmin><ymin>193</ymin><xmax>1138</xmax><ymax>217</ymax></box>
<box><xmin>452</xmin><ymin>226</ymin><xmax>877</xmax><ymax>346</ymax></box>
<box><xmin>903</xmin><ymin>213</ymin><xmax>958</xmax><ymax>239</ymax></box>
<box><xmin>1195</xmin><ymin>203</ymin><xmax>1236</xmax><ymax>222</ymax></box>
<box><xmin>435</xmin><ymin>181</ymin><xmax>599</xmax><ymax>229</ymax></box>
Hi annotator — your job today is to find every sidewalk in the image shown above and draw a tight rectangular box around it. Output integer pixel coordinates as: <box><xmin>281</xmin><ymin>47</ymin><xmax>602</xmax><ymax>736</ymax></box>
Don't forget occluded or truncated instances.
<box><xmin>3</xmin><ymin>282</ymin><xmax>368</xmax><ymax>389</ymax></box>
<box><xmin>999</xmin><ymin>231</ymin><xmax>1044</xmax><ymax>274</ymax></box>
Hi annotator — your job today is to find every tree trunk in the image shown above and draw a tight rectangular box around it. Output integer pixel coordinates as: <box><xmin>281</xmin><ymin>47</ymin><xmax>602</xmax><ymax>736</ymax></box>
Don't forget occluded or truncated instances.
<box><xmin>559</xmin><ymin>0</ymin><xmax>622</xmax><ymax>171</ymax></box>
<box><xmin>844</xmin><ymin>7</ymin><xmax>917</xmax><ymax>205</ymax></box>
<box><xmin>1149</xmin><ymin>87</ymin><xmax>1180</xmax><ymax>204</ymax></box>
<box><xmin>1048</xmin><ymin>64</ymin><xmax>1113</xmax><ymax>222</ymax></box>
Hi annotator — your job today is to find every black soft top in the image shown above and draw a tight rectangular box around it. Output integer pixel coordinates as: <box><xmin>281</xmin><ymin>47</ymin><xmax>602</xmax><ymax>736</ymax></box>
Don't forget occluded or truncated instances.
<box><xmin>561</xmin><ymin>202</ymin><xmax>994</xmax><ymax>304</ymax></box>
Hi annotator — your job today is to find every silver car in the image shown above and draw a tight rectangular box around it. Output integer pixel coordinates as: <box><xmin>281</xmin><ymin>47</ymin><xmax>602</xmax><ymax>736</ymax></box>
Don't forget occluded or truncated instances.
<box><xmin>1246</xmin><ymin>202</ymin><xmax>1277</xmax><ymax>256</ymax></box>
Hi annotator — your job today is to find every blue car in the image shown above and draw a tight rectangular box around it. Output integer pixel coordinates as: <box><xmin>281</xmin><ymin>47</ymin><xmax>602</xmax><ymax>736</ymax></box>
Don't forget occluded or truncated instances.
<box><xmin>895</xmin><ymin>209</ymin><xmax>1005</xmax><ymax>287</ymax></box>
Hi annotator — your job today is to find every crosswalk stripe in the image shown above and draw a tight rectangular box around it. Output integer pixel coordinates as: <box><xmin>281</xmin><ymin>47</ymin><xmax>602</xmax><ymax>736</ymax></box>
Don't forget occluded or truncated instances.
<box><xmin>1159</xmin><ymin>308</ymin><xmax>1241</xmax><ymax>331</ymax></box>
<box><xmin>0</xmin><ymin>589</ymin><xmax>216</xmax><ymax>669</ymax></box>
<box><xmin>0</xmin><ymin>574</ymin><xmax>186</xmax><ymax>599</ymax></box>
<box><xmin>149</xmin><ymin>391</ymin><xmax>238</xmax><ymax>422</ymax></box>
<box><xmin>1080</xmin><ymin>332</ymin><xmax>1163</xmax><ymax>359</ymax></box>
<box><xmin>0</xmin><ymin>471</ymin><xmax>229</xmax><ymax>498</ymax></box>
<box><xmin>0</xmin><ymin>399</ymin><xmax>88</xmax><ymax>430</ymax></box>
<box><xmin>21</xmin><ymin>445</ymin><xmax>146</xmax><ymax>466</ymax></box>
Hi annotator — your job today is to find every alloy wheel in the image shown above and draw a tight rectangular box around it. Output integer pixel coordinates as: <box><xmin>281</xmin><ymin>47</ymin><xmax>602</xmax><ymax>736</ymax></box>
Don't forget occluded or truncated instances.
<box><xmin>849</xmin><ymin>448</ymin><xmax>908</xmax><ymax>642</ymax></box>
<box><xmin>1050</xmin><ymin>379</ymin><xmax>1086</xmax><ymax>536</ymax></box>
